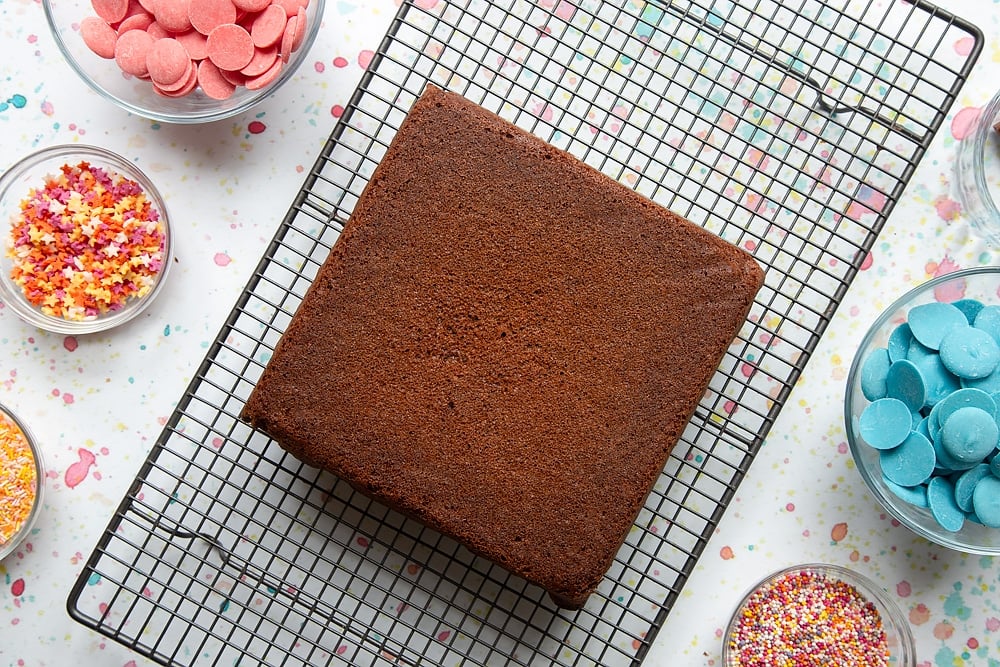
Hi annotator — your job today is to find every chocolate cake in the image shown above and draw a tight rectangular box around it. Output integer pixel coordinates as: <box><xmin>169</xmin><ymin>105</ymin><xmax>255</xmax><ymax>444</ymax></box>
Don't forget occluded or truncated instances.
<box><xmin>242</xmin><ymin>84</ymin><xmax>765</xmax><ymax>609</ymax></box>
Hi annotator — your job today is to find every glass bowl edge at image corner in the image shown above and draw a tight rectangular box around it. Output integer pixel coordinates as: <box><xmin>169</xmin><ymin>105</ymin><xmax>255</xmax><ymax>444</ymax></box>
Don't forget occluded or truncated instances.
<box><xmin>844</xmin><ymin>266</ymin><xmax>1000</xmax><ymax>555</ymax></box>
<box><xmin>955</xmin><ymin>87</ymin><xmax>1000</xmax><ymax>248</ymax></box>
<box><xmin>0</xmin><ymin>401</ymin><xmax>45</xmax><ymax>562</ymax></box>
<box><xmin>721</xmin><ymin>563</ymin><xmax>916</xmax><ymax>667</ymax></box>
<box><xmin>40</xmin><ymin>0</ymin><xmax>327</xmax><ymax>124</ymax></box>
<box><xmin>0</xmin><ymin>143</ymin><xmax>173</xmax><ymax>335</ymax></box>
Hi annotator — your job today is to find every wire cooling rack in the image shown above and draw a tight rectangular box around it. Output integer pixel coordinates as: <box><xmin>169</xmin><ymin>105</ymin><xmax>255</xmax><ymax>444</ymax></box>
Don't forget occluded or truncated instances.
<box><xmin>68</xmin><ymin>1</ymin><xmax>981</xmax><ymax>665</ymax></box>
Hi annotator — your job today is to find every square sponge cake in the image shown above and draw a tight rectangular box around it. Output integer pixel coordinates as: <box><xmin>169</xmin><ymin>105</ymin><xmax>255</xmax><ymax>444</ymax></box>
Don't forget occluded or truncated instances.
<box><xmin>242</xmin><ymin>84</ymin><xmax>765</xmax><ymax>609</ymax></box>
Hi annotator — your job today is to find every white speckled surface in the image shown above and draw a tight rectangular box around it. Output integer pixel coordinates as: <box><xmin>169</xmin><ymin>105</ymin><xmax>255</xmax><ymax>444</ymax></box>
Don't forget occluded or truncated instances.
<box><xmin>1</xmin><ymin>1</ymin><xmax>1000</xmax><ymax>665</ymax></box>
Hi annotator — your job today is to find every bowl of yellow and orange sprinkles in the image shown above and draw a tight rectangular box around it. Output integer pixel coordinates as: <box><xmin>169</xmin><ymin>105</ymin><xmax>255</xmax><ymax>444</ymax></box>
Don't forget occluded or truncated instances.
<box><xmin>0</xmin><ymin>144</ymin><xmax>171</xmax><ymax>334</ymax></box>
<box><xmin>0</xmin><ymin>403</ymin><xmax>43</xmax><ymax>561</ymax></box>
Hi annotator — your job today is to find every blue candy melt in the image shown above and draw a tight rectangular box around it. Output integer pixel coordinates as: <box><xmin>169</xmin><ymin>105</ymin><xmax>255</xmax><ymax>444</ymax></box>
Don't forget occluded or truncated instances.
<box><xmin>941</xmin><ymin>406</ymin><xmax>1000</xmax><ymax>464</ymax></box>
<box><xmin>887</xmin><ymin>322</ymin><xmax>913</xmax><ymax>363</ymax></box>
<box><xmin>939</xmin><ymin>325</ymin><xmax>1000</xmax><ymax>379</ymax></box>
<box><xmin>974</xmin><ymin>305</ymin><xmax>1000</xmax><ymax>344</ymax></box>
<box><xmin>914</xmin><ymin>353</ymin><xmax>962</xmax><ymax>407</ymax></box>
<box><xmin>907</xmin><ymin>302</ymin><xmax>969</xmax><ymax>350</ymax></box>
<box><xmin>883</xmin><ymin>477</ymin><xmax>928</xmax><ymax>508</ymax></box>
<box><xmin>859</xmin><ymin>398</ymin><xmax>913</xmax><ymax>450</ymax></box>
<box><xmin>937</xmin><ymin>387</ymin><xmax>997</xmax><ymax>422</ymax></box>
<box><xmin>927</xmin><ymin>476</ymin><xmax>966</xmax><ymax>532</ymax></box>
<box><xmin>963</xmin><ymin>370</ymin><xmax>1000</xmax><ymax>394</ymax></box>
<box><xmin>860</xmin><ymin>347</ymin><xmax>891</xmax><ymax>402</ymax></box>
<box><xmin>954</xmin><ymin>463</ymin><xmax>992</xmax><ymax>513</ymax></box>
<box><xmin>954</xmin><ymin>298</ymin><xmax>985</xmax><ymax>324</ymax></box>
<box><xmin>972</xmin><ymin>476</ymin><xmax>1000</xmax><ymax>528</ymax></box>
<box><xmin>880</xmin><ymin>431</ymin><xmax>936</xmax><ymax>487</ymax></box>
<box><xmin>885</xmin><ymin>359</ymin><xmax>926</xmax><ymax>412</ymax></box>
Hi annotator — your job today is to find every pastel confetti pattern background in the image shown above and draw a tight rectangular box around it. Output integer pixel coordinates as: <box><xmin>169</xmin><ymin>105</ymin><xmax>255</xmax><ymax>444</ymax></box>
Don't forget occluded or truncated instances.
<box><xmin>0</xmin><ymin>0</ymin><xmax>999</xmax><ymax>665</ymax></box>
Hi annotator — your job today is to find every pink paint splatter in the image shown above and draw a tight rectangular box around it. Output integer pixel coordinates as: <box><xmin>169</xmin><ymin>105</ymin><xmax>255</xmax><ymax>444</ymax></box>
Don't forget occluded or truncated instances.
<box><xmin>720</xmin><ymin>545</ymin><xmax>734</xmax><ymax>560</ymax></box>
<box><xmin>62</xmin><ymin>393</ymin><xmax>74</xmax><ymax>405</ymax></box>
<box><xmin>955</xmin><ymin>36</ymin><xmax>976</xmax><ymax>56</ymax></box>
<box><xmin>314</xmin><ymin>61</ymin><xmax>325</xmax><ymax>73</ymax></box>
<box><xmin>897</xmin><ymin>580</ymin><xmax>912</xmax><ymax>597</ymax></box>
<box><xmin>41</xmin><ymin>100</ymin><xmax>54</xmax><ymax>116</ymax></box>
<box><xmin>331</xmin><ymin>104</ymin><xmax>344</xmax><ymax>118</ymax></box>
<box><xmin>934</xmin><ymin>195</ymin><xmax>961</xmax><ymax>221</ymax></box>
<box><xmin>785</xmin><ymin>503</ymin><xmax>795</xmax><ymax>512</ymax></box>
<box><xmin>723</xmin><ymin>399</ymin><xmax>738</xmax><ymax>415</ymax></box>
<box><xmin>859</xmin><ymin>250</ymin><xmax>874</xmax><ymax>271</ymax></box>
<box><xmin>65</xmin><ymin>448</ymin><xmax>96</xmax><ymax>489</ymax></box>
<box><xmin>358</xmin><ymin>49</ymin><xmax>375</xmax><ymax>69</ymax></box>
<box><xmin>63</xmin><ymin>336</ymin><xmax>78</xmax><ymax>352</ymax></box>
<box><xmin>248</xmin><ymin>121</ymin><xmax>266</xmax><ymax>134</ymax></box>
<box><xmin>214</xmin><ymin>252</ymin><xmax>232</xmax><ymax>267</ymax></box>
<box><xmin>986</xmin><ymin>617</ymin><xmax>1000</xmax><ymax>632</ymax></box>
<box><xmin>951</xmin><ymin>105</ymin><xmax>981</xmax><ymax>141</ymax></box>
<box><xmin>531</xmin><ymin>102</ymin><xmax>554</xmax><ymax>122</ymax></box>
<box><xmin>412</xmin><ymin>0</ymin><xmax>438</xmax><ymax>7</ymax></box>
<box><xmin>934</xmin><ymin>622</ymin><xmax>955</xmax><ymax>640</ymax></box>
<box><xmin>11</xmin><ymin>579</ymin><xmax>25</xmax><ymax>597</ymax></box>
<box><xmin>332</xmin><ymin>56</ymin><xmax>348</xmax><ymax>68</ymax></box>
<box><xmin>437</xmin><ymin>630</ymin><xmax>451</xmax><ymax>641</ymax></box>
<box><xmin>830</xmin><ymin>522</ymin><xmax>848</xmax><ymax>542</ymax></box>
<box><xmin>740</xmin><ymin>361</ymin><xmax>756</xmax><ymax>378</ymax></box>
<box><xmin>356</xmin><ymin>535</ymin><xmax>370</xmax><ymax>548</ymax></box>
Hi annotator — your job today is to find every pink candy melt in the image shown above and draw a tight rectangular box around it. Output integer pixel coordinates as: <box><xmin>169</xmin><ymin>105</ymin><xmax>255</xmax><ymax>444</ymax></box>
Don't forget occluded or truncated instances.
<box><xmin>79</xmin><ymin>0</ymin><xmax>311</xmax><ymax>100</ymax></box>
<box><xmin>206</xmin><ymin>23</ymin><xmax>254</xmax><ymax>71</ymax></box>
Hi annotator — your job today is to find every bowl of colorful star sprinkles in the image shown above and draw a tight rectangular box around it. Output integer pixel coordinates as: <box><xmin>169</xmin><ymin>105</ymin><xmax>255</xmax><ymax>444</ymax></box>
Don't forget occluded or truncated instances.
<box><xmin>723</xmin><ymin>564</ymin><xmax>915</xmax><ymax>667</ymax></box>
<box><xmin>846</xmin><ymin>267</ymin><xmax>1000</xmax><ymax>554</ymax></box>
<box><xmin>0</xmin><ymin>144</ymin><xmax>171</xmax><ymax>334</ymax></box>
<box><xmin>42</xmin><ymin>0</ymin><xmax>324</xmax><ymax>123</ymax></box>
<box><xmin>0</xmin><ymin>403</ymin><xmax>43</xmax><ymax>561</ymax></box>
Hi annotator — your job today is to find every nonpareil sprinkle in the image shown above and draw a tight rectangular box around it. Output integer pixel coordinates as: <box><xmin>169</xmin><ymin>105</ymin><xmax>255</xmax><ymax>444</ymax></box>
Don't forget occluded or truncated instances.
<box><xmin>0</xmin><ymin>414</ymin><xmax>37</xmax><ymax>546</ymax></box>
<box><xmin>6</xmin><ymin>160</ymin><xmax>165</xmax><ymax>321</ymax></box>
<box><xmin>727</xmin><ymin>568</ymin><xmax>890</xmax><ymax>667</ymax></box>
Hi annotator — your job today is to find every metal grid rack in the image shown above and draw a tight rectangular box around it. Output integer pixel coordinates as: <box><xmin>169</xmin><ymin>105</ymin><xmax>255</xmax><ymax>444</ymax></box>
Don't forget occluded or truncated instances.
<box><xmin>68</xmin><ymin>1</ymin><xmax>981</xmax><ymax>665</ymax></box>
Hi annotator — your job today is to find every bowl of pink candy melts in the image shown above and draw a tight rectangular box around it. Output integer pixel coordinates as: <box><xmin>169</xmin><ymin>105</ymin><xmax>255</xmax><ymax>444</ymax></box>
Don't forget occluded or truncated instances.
<box><xmin>846</xmin><ymin>267</ymin><xmax>1000</xmax><ymax>555</ymax></box>
<box><xmin>43</xmin><ymin>0</ymin><xmax>324</xmax><ymax>123</ymax></box>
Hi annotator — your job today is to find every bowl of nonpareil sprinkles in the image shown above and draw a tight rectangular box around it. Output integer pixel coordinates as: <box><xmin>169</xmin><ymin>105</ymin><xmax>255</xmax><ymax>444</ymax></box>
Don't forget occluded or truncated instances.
<box><xmin>0</xmin><ymin>403</ymin><xmax>43</xmax><ymax>561</ymax></box>
<box><xmin>0</xmin><ymin>144</ymin><xmax>171</xmax><ymax>334</ymax></box>
<box><xmin>722</xmin><ymin>564</ymin><xmax>915</xmax><ymax>667</ymax></box>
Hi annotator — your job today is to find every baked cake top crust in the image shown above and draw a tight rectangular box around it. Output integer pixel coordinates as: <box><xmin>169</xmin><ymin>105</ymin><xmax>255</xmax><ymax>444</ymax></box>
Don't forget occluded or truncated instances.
<box><xmin>242</xmin><ymin>84</ymin><xmax>765</xmax><ymax>608</ymax></box>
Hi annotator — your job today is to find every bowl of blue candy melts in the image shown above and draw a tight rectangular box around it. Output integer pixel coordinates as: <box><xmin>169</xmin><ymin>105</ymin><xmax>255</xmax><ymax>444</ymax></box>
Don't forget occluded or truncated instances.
<box><xmin>846</xmin><ymin>267</ymin><xmax>1000</xmax><ymax>554</ymax></box>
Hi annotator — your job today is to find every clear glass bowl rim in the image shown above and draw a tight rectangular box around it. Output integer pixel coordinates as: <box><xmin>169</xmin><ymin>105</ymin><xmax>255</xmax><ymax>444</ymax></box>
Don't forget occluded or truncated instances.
<box><xmin>721</xmin><ymin>563</ymin><xmax>915</xmax><ymax>667</ymax></box>
<box><xmin>844</xmin><ymin>266</ymin><xmax>1000</xmax><ymax>554</ymax></box>
<box><xmin>40</xmin><ymin>0</ymin><xmax>326</xmax><ymax>124</ymax></box>
<box><xmin>0</xmin><ymin>143</ymin><xmax>173</xmax><ymax>334</ymax></box>
<box><xmin>0</xmin><ymin>402</ymin><xmax>44</xmax><ymax>561</ymax></box>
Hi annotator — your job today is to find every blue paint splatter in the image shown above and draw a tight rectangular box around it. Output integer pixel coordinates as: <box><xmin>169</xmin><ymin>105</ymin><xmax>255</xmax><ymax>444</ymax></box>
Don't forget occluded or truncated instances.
<box><xmin>943</xmin><ymin>589</ymin><xmax>972</xmax><ymax>621</ymax></box>
<box><xmin>87</xmin><ymin>572</ymin><xmax>102</xmax><ymax>585</ymax></box>
<box><xmin>0</xmin><ymin>93</ymin><xmax>27</xmax><ymax>112</ymax></box>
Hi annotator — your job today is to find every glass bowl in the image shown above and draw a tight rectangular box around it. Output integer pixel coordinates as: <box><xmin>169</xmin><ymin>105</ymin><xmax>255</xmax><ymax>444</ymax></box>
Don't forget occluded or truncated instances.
<box><xmin>42</xmin><ymin>0</ymin><xmax>325</xmax><ymax>124</ymax></box>
<box><xmin>956</xmin><ymin>89</ymin><xmax>1000</xmax><ymax>246</ymax></box>
<box><xmin>723</xmin><ymin>564</ymin><xmax>915</xmax><ymax>667</ymax></box>
<box><xmin>845</xmin><ymin>267</ymin><xmax>1000</xmax><ymax>554</ymax></box>
<box><xmin>0</xmin><ymin>403</ymin><xmax>44</xmax><ymax>561</ymax></box>
<box><xmin>0</xmin><ymin>144</ymin><xmax>172</xmax><ymax>334</ymax></box>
